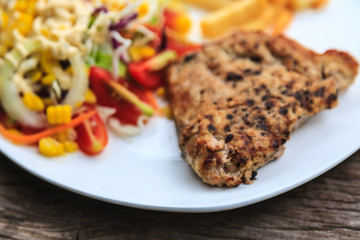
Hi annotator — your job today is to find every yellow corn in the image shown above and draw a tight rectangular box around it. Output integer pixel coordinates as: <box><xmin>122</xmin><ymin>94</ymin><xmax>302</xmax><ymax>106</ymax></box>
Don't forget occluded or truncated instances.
<box><xmin>0</xmin><ymin>45</ymin><xmax>7</xmax><ymax>57</ymax></box>
<box><xmin>129</xmin><ymin>46</ymin><xmax>156</xmax><ymax>61</ymax></box>
<box><xmin>129</xmin><ymin>47</ymin><xmax>142</xmax><ymax>62</ymax></box>
<box><xmin>85</xmin><ymin>89</ymin><xmax>97</xmax><ymax>103</ymax></box>
<box><xmin>40</xmin><ymin>52</ymin><xmax>55</xmax><ymax>74</ymax></box>
<box><xmin>10</xmin><ymin>11</ymin><xmax>33</xmax><ymax>36</ymax></box>
<box><xmin>172</xmin><ymin>14</ymin><xmax>192</xmax><ymax>35</ymax></box>
<box><xmin>156</xmin><ymin>87</ymin><xmax>166</xmax><ymax>98</ymax></box>
<box><xmin>139</xmin><ymin>46</ymin><xmax>156</xmax><ymax>59</ymax></box>
<box><xmin>39</xmin><ymin>137</ymin><xmax>64</xmax><ymax>157</ymax></box>
<box><xmin>66</xmin><ymin>67</ymin><xmax>73</xmax><ymax>75</ymax></box>
<box><xmin>28</xmin><ymin>70</ymin><xmax>43</xmax><ymax>82</ymax></box>
<box><xmin>0</xmin><ymin>10</ymin><xmax>9</xmax><ymax>29</ymax></box>
<box><xmin>75</xmin><ymin>101</ymin><xmax>84</xmax><ymax>108</ymax></box>
<box><xmin>13</xmin><ymin>0</ymin><xmax>28</xmax><ymax>12</ymax></box>
<box><xmin>53</xmin><ymin>129</ymin><xmax>77</xmax><ymax>142</ymax></box>
<box><xmin>41</xmin><ymin>28</ymin><xmax>50</xmax><ymax>37</ymax></box>
<box><xmin>22</xmin><ymin>93</ymin><xmax>45</xmax><ymax>111</ymax></box>
<box><xmin>42</xmin><ymin>74</ymin><xmax>56</xmax><ymax>85</ymax></box>
<box><xmin>63</xmin><ymin>141</ymin><xmax>79</xmax><ymax>153</ymax></box>
<box><xmin>138</xmin><ymin>3</ymin><xmax>149</xmax><ymax>17</ymax></box>
<box><xmin>161</xmin><ymin>106</ymin><xmax>173</xmax><ymax>119</ymax></box>
<box><xmin>43</xmin><ymin>98</ymin><xmax>54</xmax><ymax>107</ymax></box>
<box><xmin>27</xmin><ymin>1</ymin><xmax>37</xmax><ymax>15</ymax></box>
<box><xmin>110</xmin><ymin>2</ymin><xmax>126</xmax><ymax>11</ymax></box>
<box><xmin>46</xmin><ymin>105</ymin><xmax>72</xmax><ymax>125</ymax></box>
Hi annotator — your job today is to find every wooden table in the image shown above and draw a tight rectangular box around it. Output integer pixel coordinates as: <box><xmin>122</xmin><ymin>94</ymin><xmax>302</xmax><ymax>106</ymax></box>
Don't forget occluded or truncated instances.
<box><xmin>0</xmin><ymin>149</ymin><xmax>359</xmax><ymax>240</ymax></box>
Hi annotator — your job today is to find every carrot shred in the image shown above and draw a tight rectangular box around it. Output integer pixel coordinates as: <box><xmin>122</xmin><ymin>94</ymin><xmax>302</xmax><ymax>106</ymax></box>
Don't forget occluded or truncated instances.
<box><xmin>0</xmin><ymin>110</ymin><xmax>96</xmax><ymax>144</ymax></box>
<box><xmin>145</xmin><ymin>91</ymin><xmax>161</xmax><ymax>114</ymax></box>
<box><xmin>273</xmin><ymin>9</ymin><xmax>294</xmax><ymax>35</ymax></box>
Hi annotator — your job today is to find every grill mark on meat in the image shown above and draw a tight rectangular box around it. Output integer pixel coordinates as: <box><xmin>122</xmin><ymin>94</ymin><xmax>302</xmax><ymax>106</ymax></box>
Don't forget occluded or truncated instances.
<box><xmin>167</xmin><ymin>30</ymin><xmax>358</xmax><ymax>187</ymax></box>
<box><xmin>184</xmin><ymin>53</ymin><xmax>197</xmax><ymax>63</ymax></box>
<box><xmin>226</xmin><ymin>72</ymin><xmax>244</xmax><ymax>81</ymax></box>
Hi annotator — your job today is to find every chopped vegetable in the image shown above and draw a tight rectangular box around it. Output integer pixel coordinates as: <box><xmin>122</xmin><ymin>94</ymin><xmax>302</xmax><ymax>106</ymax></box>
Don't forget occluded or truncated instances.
<box><xmin>46</xmin><ymin>105</ymin><xmax>72</xmax><ymax>125</ymax></box>
<box><xmin>128</xmin><ymin>50</ymin><xmax>177</xmax><ymax>89</ymax></box>
<box><xmin>42</xmin><ymin>74</ymin><xmax>56</xmax><ymax>85</ymax></box>
<box><xmin>164</xmin><ymin>9</ymin><xmax>192</xmax><ymax>35</ymax></box>
<box><xmin>0</xmin><ymin>40</ymin><xmax>47</xmax><ymax>128</ymax></box>
<box><xmin>22</xmin><ymin>93</ymin><xmax>45</xmax><ymax>111</ymax></box>
<box><xmin>63</xmin><ymin>141</ymin><xmax>79</xmax><ymax>153</ymax></box>
<box><xmin>74</xmin><ymin>110</ymin><xmax>108</xmax><ymax>156</ymax></box>
<box><xmin>143</xmin><ymin>50</ymin><xmax>177</xmax><ymax>71</ymax></box>
<box><xmin>0</xmin><ymin>0</ymin><xmax>198</xmax><ymax>157</ymax></box>
<box><xmin>39</xmin><ymin>137</ymin><xmax>65</xmax><ymax>157</ymax></box>
<box><xmin>61</xmin><ymin>54</ymin><xmax>89</xmax><ymax>109</ymax></box>
<box><xmin>89</xmin><ymin>67</ymin><xmax>155</xmax><ymax>125</ymax></box>
<box><xmin>0</xmin><ymin>110</ymin><xmax>96</xmax><ymax>144</ymax></box>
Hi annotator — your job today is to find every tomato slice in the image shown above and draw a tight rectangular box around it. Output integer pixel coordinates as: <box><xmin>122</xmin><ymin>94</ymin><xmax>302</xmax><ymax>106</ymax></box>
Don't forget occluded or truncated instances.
<box><xmin>128</xmin><ymin>62</ymin><xmax>163</xmax><ymax>89</ymax></box>
<box><xmin>89</xmin><ymin>66</ymin><xmax>153</xmax><ymax>125</ymax></box>
<box><xmin>75</xmin><ymin>109</ymin><xmax>108</xmax><ymax>156</ymax></box>
<box><xmin>166</xmin><ymin>37</ymin><xmax>201</xmax><ymax>56</ymax></box>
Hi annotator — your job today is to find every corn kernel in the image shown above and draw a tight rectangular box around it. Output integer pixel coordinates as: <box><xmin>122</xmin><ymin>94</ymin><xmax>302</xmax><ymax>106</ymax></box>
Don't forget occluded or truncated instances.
<box><xmin>27</xmin><ymin>1</ymin><xmax>36</xmax><ymax>15</ymax></box>
<box><xmin>0</xmin><ymin>10</ymin><xmax>9</xmax><ymax>29</ymax></box>
<box><xmin>14</xmin><ymin>0</ymin><xmax>28</xmax><ymax>12</ymax></box>
<box><xmin>173</xmin><ymin>14</ymin><xmax>192</xmax><ymax>35</ymax></box>
<box><xmin>75</xmin><ymin>102</ymin><xmax>83</xmax><ymax>108</ymax></box>
<box><xmin>139</xmin><ymin>46</ymin><xmax>156</xmax><ymax>59</ymax></box>
<box><xmin>53</xmin><ymin>129</ymin><xmax>77</xmax><ymax>142</ymax></box>
<box><xmin>23</xmin><ymin>93</ymin><xmax>45</xmax><ymax>111</ymax></box>
<box><xmin>110</xmin><ymin>2</ymin><xmax>126</xmax><ymax>11</ymax></box>
<box><xmin>0</xmin><ymin>45</ymin><xmax>7</xmax><ymax>57</ymax></box>
<box><xmin>43</xmin><ymin>98</ymin><xmax>54</xmax><ymax>107</ymax></box>
<box><xmin>9</xmin><ymin>12</ymin><xmax>33</xmax><ymax>36</ymax></box>
<box><xmin>129</xmin><ymin>47</ymin><xmax>142</xmax><ymax>62</ymax></box>
<box><xmin>28</xmin><ymin>70</ymin><xmax>42</xmax><ymax>82</ymax></box>
<box><xmin>39</xmin><ymin>137</ymin><xmax>64</xmax><ymax>157</ymax></box>
<box><xmin>46</xmin><ymin>105</ymin><xmax>72</xmax><ymax>125</ymax></box>
<box><xmin>41</xmin><ymin>28</ymin><xmax>50</xmax><ymax>37</ymax></box>
<box><xmin>42</xmin><ymin>74</ymin><xmax>56</xmax><ymax>85</ymax></box>
<box><xmin>161</xmin><ymin>105</ymin><xmax>173</xmax><ymax>119</ymax></box>
<box><xmin>63</xmin><ymin>141</ymin><xmax>79</xmax><ymax>153</ymax></box>
<box><xmin>53</xmin><ymin>131</ymin><xmax>68</xmax><ymax>142</ymax></box>
<box><xmin>156</xmin><ymin>87</ymin><xmax>166</xmax><ymax>98</ymax></box>
<box><xmin>66</xmin><ymin>67</ymin><xmax>73</xmax><ymax>75</ymax></box>
<box><xmin>41</xmin><ymin>52</ymin><xmax>55</xmax><ymax>74</ymax></box>
<box><xmin>85</xmin><ymin>89</ymin><xmax>97</xmax><ymax>103</ymax></box>
<box><xmin>138</xmin><ymin>3</ymin><xmax>149</xmax><ymax>17</ymax></box>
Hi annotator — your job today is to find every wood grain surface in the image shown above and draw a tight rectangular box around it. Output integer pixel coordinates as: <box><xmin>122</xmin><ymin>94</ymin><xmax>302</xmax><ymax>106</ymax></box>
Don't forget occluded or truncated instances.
<box><xmin>0</xmin><ymin>150</ymin><xmax>359</xmax><ymax>240</ymax></box>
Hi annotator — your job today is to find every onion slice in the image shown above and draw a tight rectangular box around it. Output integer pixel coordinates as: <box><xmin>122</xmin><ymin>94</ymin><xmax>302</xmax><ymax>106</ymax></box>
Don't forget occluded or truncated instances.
<box><xmin>0</xmin><ymin>40</ymin><xmax>48</xmax><ymax>129</ymax></box>
<box><xmin>61</xmin><ymin>53</ymin><xmax>89</xmax><ymax>109</ymax></box>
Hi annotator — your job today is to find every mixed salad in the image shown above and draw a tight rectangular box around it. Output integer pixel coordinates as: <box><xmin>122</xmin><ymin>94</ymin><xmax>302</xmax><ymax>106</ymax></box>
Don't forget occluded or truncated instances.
<box><xmin>0</xmin><ymin>0</ymin><xmax>200</xmax><ymax>157</ymax></box>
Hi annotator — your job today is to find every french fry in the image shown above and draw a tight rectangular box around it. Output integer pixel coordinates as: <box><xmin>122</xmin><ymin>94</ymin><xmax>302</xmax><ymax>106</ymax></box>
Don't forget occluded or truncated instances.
<box><xmin>272</xmin><ymin>8</ymin><xmax>293</xmax><ymax>35</ymax></box>
<box><xmin>268</xmin><ymin>0</ymin><xmax>288</xmax><ymax>6</ymax></box>
<box><xmin>180</xmin><ymin>0</ymin><xmax>235</xmax><ymax>10</ymax></box>
<box><xmin>288</xmin><ymin>0</ymin><xmax>316</xmax><ymax>10</ymax></box>
<box><xmin>240</xmin><ymin>5</ymin><xmax>278</xmax><ymax>31</ymax></box>
<box><xmin>312</xmin><ymin>0</ymin><xmax>329</xmax><ymax>8</ymax></box>
<box><xmin>201</xmin><ymin>0</ymin><xmax>269</xmax><ymax>38</ymax></box>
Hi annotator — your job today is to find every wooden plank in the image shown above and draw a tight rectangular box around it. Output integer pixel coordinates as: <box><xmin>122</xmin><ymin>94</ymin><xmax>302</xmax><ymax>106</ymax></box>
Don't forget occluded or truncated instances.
<box><xmin>0</xmin><ymin>150</ymin><xmax>359</xmax><ymax>239</ymax></box>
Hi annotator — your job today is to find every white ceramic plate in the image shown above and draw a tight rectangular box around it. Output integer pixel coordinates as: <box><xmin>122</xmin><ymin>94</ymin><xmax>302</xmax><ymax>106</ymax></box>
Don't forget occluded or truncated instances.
<box><xmin>1</xmin><ymin>0</ymin><xmax>360</xmax><ymax>213</ymax></box>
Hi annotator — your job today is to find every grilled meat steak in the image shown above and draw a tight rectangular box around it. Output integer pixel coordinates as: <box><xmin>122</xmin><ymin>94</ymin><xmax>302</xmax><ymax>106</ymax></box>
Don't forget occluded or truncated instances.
<box><xmin>167</xmin><ymin>30</ymin><xmax>358</xmax><ymax>187</ymax></box>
